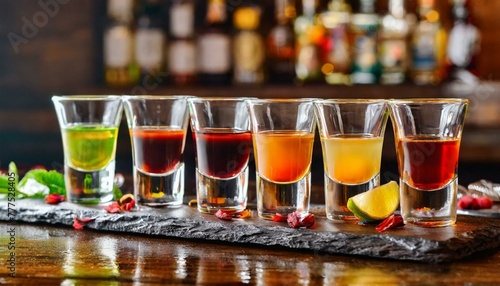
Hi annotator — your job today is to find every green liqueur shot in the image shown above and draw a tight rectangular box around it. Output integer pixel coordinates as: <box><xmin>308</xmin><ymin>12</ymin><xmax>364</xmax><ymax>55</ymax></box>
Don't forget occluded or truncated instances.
<box><xmin>62</xmin><ymin>124</ymin><xmax>119</xmax><ymax>203</ymax></box>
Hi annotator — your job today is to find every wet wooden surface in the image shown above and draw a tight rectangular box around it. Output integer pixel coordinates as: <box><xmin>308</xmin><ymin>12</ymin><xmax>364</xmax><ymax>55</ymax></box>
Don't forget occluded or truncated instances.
<box><xmin>1</xmin><ymin>223</ymin><xmax>500</xmax><ymax>285</ymax></box>
<box><xmin>2</xmin><ymin>199</ymin><xmax>500</xmax><ymax>264</ymax></box>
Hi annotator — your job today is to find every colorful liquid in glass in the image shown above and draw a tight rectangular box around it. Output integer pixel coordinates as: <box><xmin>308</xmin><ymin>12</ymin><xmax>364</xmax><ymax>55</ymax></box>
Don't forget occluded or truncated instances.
<box><xmin>254</xmin><ymin>130</ymin><xmax>314</xmax><ymax>183</ymax></box>
<box><xmin>131</xmin><ymin>127</ymin><xmax>186</xmax><ymax>174</ymax></box>
<box><xmin>397</xmin><ymin>136</ymin><xmax>460</xmax><ymax>190</ymax></box>
<box><xmin>322</xmin><ymin>134</ymin><xmax>384</xmax><ymax>184</ymax></box>
<box><xmin>193</xmin><ymin>128</ymin><xmax>252</xmax><ymax>179</ymax></box>
<box><xmin>63</xmin><ymin>125</ymin><xmax>118</xmax><ymax>171</ymax></box>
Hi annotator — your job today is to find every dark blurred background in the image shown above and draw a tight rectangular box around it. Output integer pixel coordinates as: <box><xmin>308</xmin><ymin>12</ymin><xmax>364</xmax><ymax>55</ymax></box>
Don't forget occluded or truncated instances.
<box><xmin>1</xmin><ymin>0</ymin><xmax>500</xmax><ymax>199</ymax></box>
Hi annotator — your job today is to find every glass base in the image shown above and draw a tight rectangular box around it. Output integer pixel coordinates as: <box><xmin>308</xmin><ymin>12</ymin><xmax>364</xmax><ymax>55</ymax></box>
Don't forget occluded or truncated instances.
<box><xmin>196</xmin><ymin>167</ymin><xmax>248</xmax><ymax>214</ymax></box>
<box><xmin>256</xmin><ymin>172</ymin><xmax>311</xmax><ymax>220</ymax></box>
<box><xmin>134</xmin><ymin>164</ymin><xmax>184</xmax><ymax>207</ymax></box>
<box><xmin>400</xmin><ymin>177</ymin><xmax>457</xmax><ymax>227</ymax></box>
<box><xmin>324</xmin><ymin>174</ymin><xmax>380</xmax><ymax>221</ymax></box>
<box><xmin>65</xmin><ymin>161</ymin><xmax>115</xmax><ymax>204</ymax></box>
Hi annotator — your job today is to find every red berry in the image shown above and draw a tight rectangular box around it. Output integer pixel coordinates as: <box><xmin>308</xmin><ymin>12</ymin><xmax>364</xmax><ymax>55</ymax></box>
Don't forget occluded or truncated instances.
<box><xmin>477</xmin><ymin>196</ymin><xmax>494</xmax><ymax>209</ymax></box>
<box><xmin>286</xmin><ymin>212</ymin><xmax>315</xmax><ymax>228</ymax></box>
<box><xmin>300</xmin><ymin>213</ymin><xmax>315</xmax><ymax>228</ymax></box>
<box><xmin>470</xmin><ymin>197</ymin><xmax>480</xmax><ymax>210</ymax></box>
<box><xmin>458</xmin><ymin>195</ymin><xmax>474</xmax><ymax>210</ymax></box>
<box><xmin>72</xmin><ymin>217</ymin><xmax>95</xmax><ymax>230</ymax></box>
<box><xmin>272</xmin><ymin>213</ymin><xmax>288</xmax><ymax>222</ymax></box>
<box><xmin>287</xmin><ymin>212</ymin><xmax>301</xmax><ymax>228</ymax></box>
<box><xmin>44</xmin><ymin>194</ymin><xmax>65</xmax><ymax>204</ymax></box>
<box><xmin>214</xmin><ymin>210</ymin><xmax>234</xmax><ymax>221</ymax></box>
<box><xmin>103</xmin><ymin>202</ymin><xmax>122</xmax><ymax>213</ymax></box>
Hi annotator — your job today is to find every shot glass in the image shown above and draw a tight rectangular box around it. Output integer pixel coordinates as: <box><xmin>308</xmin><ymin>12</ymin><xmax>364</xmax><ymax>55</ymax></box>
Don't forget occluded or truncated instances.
<box><xmin>315</xmin><ymin>99</ymin><xmax>389</xmax><ymax>220</ymax></box>
<box><xmin>123</xmin><ymin>95</ymin><xmax>190</xmax><ymax>207</ymax></box>
<box><xmin>52</xmin><ymin>95</ymin><xmax>123</xmax><ymax>204</ymax></box>
<box><xmin>188</xmin><ymin>97</ymin><xmax>253</xmax><ymax>214</ymax></box>
<box><xmin>314</xmin><ymin>99</ymin><xmax>389</xmax><ymax>221</ymax></box>
<box><xmin>389</xmin><ymin>98</ymin><xmax>469</xmax><ymax>227</ymax></box>
<box><xmin>247</xmin><ymin>99</ymin><xmax>316</xmax><ymax>220</ymax></box>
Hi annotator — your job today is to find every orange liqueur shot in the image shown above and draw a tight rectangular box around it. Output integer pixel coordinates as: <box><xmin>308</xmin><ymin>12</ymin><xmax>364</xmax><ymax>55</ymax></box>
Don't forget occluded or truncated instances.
<box><xmin>254</xmin><ymin>130</ymin><xmax>315</xmax><ymax>183</ymax></box>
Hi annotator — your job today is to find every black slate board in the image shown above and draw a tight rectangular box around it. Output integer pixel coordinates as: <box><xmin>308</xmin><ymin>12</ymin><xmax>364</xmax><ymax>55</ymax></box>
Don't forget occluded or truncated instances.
<box><xmin>1</xmin><ymin>199</ymin><xmax>499</xmax><ymax>263</ymax></box>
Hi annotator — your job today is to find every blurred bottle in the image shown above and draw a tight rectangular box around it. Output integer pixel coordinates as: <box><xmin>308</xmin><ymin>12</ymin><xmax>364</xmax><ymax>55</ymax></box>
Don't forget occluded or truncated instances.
<box><xmin>320</xmin><ymin>0</ymin><xmax>352</xmax><ymax>85</ymax></box>
<box><xmin>295</xmin><ymin>0</ymin><xmax>324</xmax><ymax>83</ymax></box>
<box><xmin>103</xmin><ymin>0</ymin><xmax>138</xmax><ymax>87</ymax></box>
<box><xmin>135</xmin><ymin>0</ymin><xmax>167</xmax><ymax>87</ymax></box>
<box><xmin>197</xmin><ymin>0</ymin><xmax>232</xmax><ymax>85</ymax></box>
<box><xmin>410</xmin><ymin>0</ymin><xmax>448</xmax><ymax>85</ymax></box>
<box><xmin>267</xmin><ymin>0</ymin><xmax>296</xmax><ymax>83</ymax></box>
<box><xmin>446</xmin><ymin>0</ymin><xmax>480</xmax><ymax>84</ymax></box>
<box><xmin>350</xmin><ymin>0</ymin><xmax>380</xmax><ymax>84</ymax></box>
<box><xmin>168</xmin><ymin>0</ymin><xmax>197</xmax><ymax>86</ymax></box>
<box><xmin>378</xmin><ymin>0</ymin><xmax>411</xmax><ymax>84</ymax></box>
<box><xmin>233</xmin><ymin>3</ymin><xmax>265</xmax><ymax>84</ymax></box>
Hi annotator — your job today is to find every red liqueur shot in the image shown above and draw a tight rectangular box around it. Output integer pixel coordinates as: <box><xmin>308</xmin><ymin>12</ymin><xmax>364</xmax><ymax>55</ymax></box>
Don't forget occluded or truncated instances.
<box><xmin>193</xmin><ymin>128</ymin><xmax>252</xmax><ymax>179</ymax></box>
<box><xmin>131</xmin><ymin>128</ymin><xmax>187</xmax><ymax>174</ymax></box>
<box><xmin>397</xmin><ymin>136</ymin><xmax>460</xmax><ymax>190</ymax></box>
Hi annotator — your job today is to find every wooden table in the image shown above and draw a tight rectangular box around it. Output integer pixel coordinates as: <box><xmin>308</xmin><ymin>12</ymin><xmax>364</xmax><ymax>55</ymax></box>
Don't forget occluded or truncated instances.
<box><xmin>1</xmin><ymin>221</ymin><xmax>500</xmax><ymax>285</ymax></box>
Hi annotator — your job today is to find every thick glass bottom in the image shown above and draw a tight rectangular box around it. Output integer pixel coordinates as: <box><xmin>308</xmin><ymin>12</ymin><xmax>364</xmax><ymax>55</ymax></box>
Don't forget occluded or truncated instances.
<box><xmin>134</xmin><ymin>164</ymin><xmax>184</xmax><ymax>207</ymax></box>
<box><xmin>65</xmin><ymin>161</ymin><xmax>115</xmax><ymax>204</ymax></box>
<box><xmin>324</xmin><ymin>174</ymin><xmax>380</xmax><ymax>221</ymax></box>
<box><xmin>196</xmin><ymin>167</ymin><xmax>248</xmax><ymax>214</ymax></box>
<box><xmin>256</xmin><ymin>172</ymin><xmax>311</xmax><ymax>220</ymax></box>
<box><xmin>400</xmin><ymin>177</ymin><xmax>458</xmax><ymax>227</ymax></box>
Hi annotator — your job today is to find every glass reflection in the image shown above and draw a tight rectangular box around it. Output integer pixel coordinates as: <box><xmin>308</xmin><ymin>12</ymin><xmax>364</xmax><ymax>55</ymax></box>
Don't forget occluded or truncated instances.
<box><xmin>62</xmin><ymin>233</ymin><xmax>119</xmax><ymax>285</ymax></box>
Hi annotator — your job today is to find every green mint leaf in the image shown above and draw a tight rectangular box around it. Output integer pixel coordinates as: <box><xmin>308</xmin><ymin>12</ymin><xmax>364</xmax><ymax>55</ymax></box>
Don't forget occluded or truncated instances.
<box><xmin>113</xmin><ymin>184</ymin><xmax>123</xmax><ymax>200</ymax></box>
<box><xmin>0</xmin><ymin>174</ymin><xmax>10</xmax><ymax>189</ymax></box>
<box><xmin>19</xmin><ymin>169</ymin><xmax>66</xmax><ymax>197</ymax></box>
<box><xmin>0</xmin><ymin>187</ymin><xmax>9</xmax><ymax>194</ymax></box>
<box><xmin>43</xmin><ymin>170</ymin><xmax>66</xmax><ymax>195</ymax></box>
<box><xmin>8</xmin><ymin>161</ymin><xmax>18</xmax><ymax>186</ymax></box>
<box><xmin>19</xmin><ymin>169</ymin><xmax>45</xmax><ymax>186</ymax></box>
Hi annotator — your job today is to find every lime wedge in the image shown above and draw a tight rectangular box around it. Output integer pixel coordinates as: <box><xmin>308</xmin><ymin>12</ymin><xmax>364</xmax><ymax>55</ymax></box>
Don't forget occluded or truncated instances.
<box><xmin>347</xmin><ymin>181</ymin><xmax>400</xmax><ymax>222</ymax></box>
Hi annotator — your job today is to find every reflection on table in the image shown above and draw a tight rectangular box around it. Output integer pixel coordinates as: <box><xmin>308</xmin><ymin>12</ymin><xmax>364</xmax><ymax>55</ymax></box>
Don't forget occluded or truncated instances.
<box><xmin>1</xmin><ymin>223</ymin><xmax>499</xmax><ymax>285</ymax></box>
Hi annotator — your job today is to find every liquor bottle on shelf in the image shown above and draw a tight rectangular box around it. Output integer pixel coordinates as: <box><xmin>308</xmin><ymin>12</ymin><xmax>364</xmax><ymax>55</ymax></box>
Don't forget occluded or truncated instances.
<box><xmin>294</xmin><ymin>0</ymin><xmax>324</xmax><ymax>83</ymax></box>
<box><xmin>135</xmin><ymin>0</ymin><xmax>166</xmax><ymax>87</ymax></box>
<box><xmin>410</xmin><ymin>0</ymin><xmax>448</xmax><ymax>85</ymax></box>
<box><xmin>197</xmin><ymin>0</ymin><xmax>232</xmax><ymax>85</ymax></box>
<box><xmin>103</xmin><ymin>0</ymin><xmax>138</xmax><ymax>87</ymax></box>
<box><xmin>378</xmin><ymin>0</ymin><xmax>411</xmax><ymax>85</ymax></box>
<box><xmin>320</xmin><ymin>0</ymin><xmax>352</xmax><ymax>85</ymax></box>
<box><xmin>349</xmin><ymin>0</ymin><xmax>380</xmax><ymax>84</ymax></box>
<box><xmin>233</xmin><ymin>3</ymin><xmax>265</xmax><ymax>84</ymax></box>
<box><xmin>446</xmin><ymin>0</ymin><xmax>480</xmax><ymax>84</ymax></box>
<box><xmin>168</xmin><ymin>0</ymin><xmax>197</xmax><ymax>86</ymax></box>
<box><xmin>267</xmin><ymin>0</ymin><xmax>296</xmax><ymax>83</ymax></box>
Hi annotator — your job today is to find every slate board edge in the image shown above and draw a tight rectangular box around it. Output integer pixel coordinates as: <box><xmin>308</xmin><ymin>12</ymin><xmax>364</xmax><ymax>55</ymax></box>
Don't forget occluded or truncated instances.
<box><xmin>1</xmin><ymin>200</ymin><xmax>499</xmax><ymax>264</ymax></box>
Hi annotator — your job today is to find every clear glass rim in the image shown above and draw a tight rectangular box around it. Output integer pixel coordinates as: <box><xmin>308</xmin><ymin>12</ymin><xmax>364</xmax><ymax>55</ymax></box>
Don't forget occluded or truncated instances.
<box><xmin>314</xmin><ymin>98</ymin><xmax>388</xmax><ymax>104</ymax></box>
<box><xmin>122</xmin><ymin>95</ymin><xmax>193</xmax><ymax>100</ymax></box>
<box><xmin>388</xmin><ymin>98</ymin><xmax>469</xmax><ymax>104</ymax></box>
<box><xmin>247</xmin><ymin>98</ymin><xmax>318</xmax><ymax>104</ymax></box>
<box><xmin>187</xmin><ymin>97</ymin><xmax>258</xmax><ymax>102</ymax></box>
<box><xmin>52</xmin><ymin>95</ymin><xmax>122</xmax><ymax>101</ymax></box>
